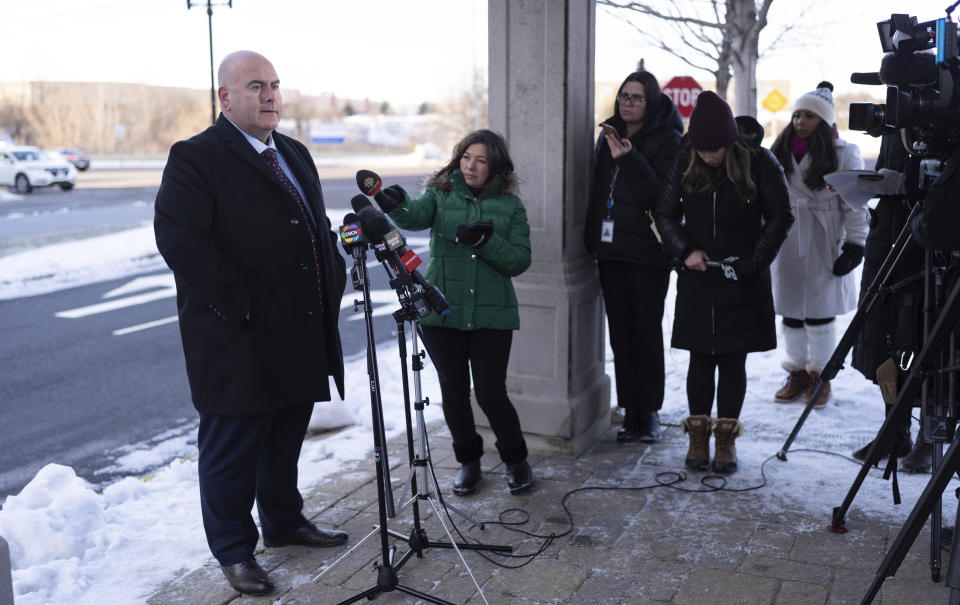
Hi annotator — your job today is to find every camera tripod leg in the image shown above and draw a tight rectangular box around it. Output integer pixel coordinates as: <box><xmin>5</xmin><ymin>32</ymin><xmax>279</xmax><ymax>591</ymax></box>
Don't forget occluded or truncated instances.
<box><xmin>947</xmin><ymin>488</ymin><xmax>960</xmax><ymax>605</ymax></box>
<box><xmin>834</xmin><ymin>273</ymin><xmax>960</xmax><ymax>531</ymax></box>
<box><xmin>859</xmin><ymin>432</ymin><xmax>960</xmax><ymax>604</ymax></box>
<box><xmin>778</xmin><ymin>208</ymin><xmax>918</xmax><ymax>460</ymax></box>
<box><xmin>932</xmin><ymin>441</ymin><xmax>943</xmax><ymax>582</ymax></box>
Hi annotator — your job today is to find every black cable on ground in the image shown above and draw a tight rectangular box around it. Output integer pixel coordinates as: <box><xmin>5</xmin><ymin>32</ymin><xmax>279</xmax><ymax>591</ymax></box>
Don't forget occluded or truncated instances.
<box><xmin>417</xmin><ymin>425</ymin><xmax>923</xmax><ymax>571</ymax></box>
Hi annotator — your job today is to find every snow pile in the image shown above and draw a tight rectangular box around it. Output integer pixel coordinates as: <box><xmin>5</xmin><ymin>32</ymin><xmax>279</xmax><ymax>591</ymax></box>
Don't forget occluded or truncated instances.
<box><xmin>0</xmin><ymin>462</ymin><xmax>208</xmax><ymax>605</ymax></box>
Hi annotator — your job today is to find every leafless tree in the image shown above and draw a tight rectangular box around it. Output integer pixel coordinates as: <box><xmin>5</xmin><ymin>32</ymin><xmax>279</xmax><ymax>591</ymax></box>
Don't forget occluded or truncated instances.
<box><xmin>598</xmin><ymin>0</ymin><xmax>818</xmax><ymax>116</ymax></box>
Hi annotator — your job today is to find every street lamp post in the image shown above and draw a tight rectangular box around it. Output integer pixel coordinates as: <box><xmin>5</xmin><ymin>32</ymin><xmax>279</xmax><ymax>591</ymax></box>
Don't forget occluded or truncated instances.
<box><xmin>187</xmin><ymin>0</ymin><xmax>233</xmax><ymax>125</ymax></box>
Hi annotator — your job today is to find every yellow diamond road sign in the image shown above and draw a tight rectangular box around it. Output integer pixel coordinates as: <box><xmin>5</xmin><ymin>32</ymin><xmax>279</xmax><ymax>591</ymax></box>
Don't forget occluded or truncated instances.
<box><xmin>763</xmin><ymin>89</ymin><xmax>788</xmax><ymax>113</ymax></box>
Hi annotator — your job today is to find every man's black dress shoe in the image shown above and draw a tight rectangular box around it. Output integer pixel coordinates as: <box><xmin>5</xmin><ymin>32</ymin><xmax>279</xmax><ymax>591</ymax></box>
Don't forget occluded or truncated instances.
<box><xmin>616</xmin><ymin>409</ymin><xmax>641</xmax><ymax>443</ymax></box>
<box><xmin>221</xmin><ymin>558</ymin><xmax>273</xmax><ymax>596</ymax></box>
<box><xmin>637</xmin><ymin>410</ymin><xmax>661</xmax><ymax>444</ymax></box>
<box><xmin>263</xmin><ymin>523</ymin><xmax>348</xmax><ymax>548</ymax></box>
<box><xmin>506</xmin><ymin>460</ymin><xmax>534</xmax><ymax>494</ymax></box>
<box><xmin>453</xmin><ymin>461</ymin><xmax>482</xmax><ymax>495</ymax></box>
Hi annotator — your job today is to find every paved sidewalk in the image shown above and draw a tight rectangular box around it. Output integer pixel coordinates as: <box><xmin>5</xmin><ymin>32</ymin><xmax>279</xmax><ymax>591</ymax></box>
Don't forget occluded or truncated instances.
<box><xmin>147</xmin><ymin>420</ymin><xmax>953</xmax><ymax>604</ymax></box>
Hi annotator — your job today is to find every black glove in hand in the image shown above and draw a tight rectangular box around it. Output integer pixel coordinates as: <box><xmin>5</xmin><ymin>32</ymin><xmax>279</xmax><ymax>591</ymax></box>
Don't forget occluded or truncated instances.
<box><xmin>732</xmin><ymin>258</ymin><xmax>757</xmax><ymax>279</ymax></box>
<box><xmin>374</xmin><ymin>185</ymin><xmax>405</xmax><ymax>212</ymax></box>
<box><xmin>832</xmin><ymin>242</ymin><xmax>864</xmax><ymax>276</ymax></box>
<box><xmin>456</xmin><ymin>220</ymin><xmax>494</xmax><ymax>249</ymax></box>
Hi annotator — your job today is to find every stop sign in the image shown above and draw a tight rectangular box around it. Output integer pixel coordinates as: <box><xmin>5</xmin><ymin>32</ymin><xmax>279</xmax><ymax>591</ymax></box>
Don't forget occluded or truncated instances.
<box><xmin>662</xmin><ymin>76</ymin><xmax>703</xmax><ymax>119</ymax></box>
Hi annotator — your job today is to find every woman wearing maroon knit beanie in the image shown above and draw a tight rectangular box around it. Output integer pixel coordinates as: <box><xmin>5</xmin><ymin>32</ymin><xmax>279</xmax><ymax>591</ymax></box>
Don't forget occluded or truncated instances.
<box><xmin>655</xmin><ymin>91</ymin><xmax>793</xmax><ymax>473</ymax></box>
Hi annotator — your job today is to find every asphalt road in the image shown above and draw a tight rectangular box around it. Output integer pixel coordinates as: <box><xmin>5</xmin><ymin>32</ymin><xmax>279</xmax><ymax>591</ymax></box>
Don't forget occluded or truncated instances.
<box><xmin>0</xmin><ymin>167</ymin><xmax>433</xmax><ymax>499</ymax></box>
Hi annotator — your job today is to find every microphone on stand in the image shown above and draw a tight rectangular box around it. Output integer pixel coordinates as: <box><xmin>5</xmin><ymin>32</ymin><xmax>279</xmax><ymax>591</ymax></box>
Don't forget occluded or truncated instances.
<box><xmin>350</xmin><ymin>194</ymin><xmax>451</xmax><ymax>315</ymax></box>
<box><xmin>339</xmin><ymin>212</ymin><xmax>365</xmax><ymax>257</ymax></box>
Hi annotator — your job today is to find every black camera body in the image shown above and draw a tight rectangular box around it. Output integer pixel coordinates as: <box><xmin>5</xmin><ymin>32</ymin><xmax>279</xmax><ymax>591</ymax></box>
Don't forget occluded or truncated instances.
<box><xmin>850</xmin><ymin>13</ymin><xmax>960</xmax><ymax>159</ymax></box>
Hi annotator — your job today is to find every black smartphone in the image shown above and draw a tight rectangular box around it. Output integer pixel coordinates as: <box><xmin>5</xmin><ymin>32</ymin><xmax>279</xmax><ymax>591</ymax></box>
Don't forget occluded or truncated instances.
<box><xmin>599</xmin><ymin>123</ymin><xmax>619</xmax><ymax>138</ymax></box>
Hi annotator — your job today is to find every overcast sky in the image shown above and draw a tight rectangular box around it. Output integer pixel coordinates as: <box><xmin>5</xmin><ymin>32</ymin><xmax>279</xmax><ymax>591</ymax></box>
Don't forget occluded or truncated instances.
<box><xmin>0</xmin><ymin>0</ymin><xmax>947</xmax><ymax>106</ymax></box>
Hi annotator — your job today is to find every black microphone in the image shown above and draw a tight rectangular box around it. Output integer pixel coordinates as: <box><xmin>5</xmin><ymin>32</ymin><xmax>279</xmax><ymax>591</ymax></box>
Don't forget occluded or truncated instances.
<box><xmin>351</xmin><ymin>194</ymin><xmax>416</xmax><ymax>287</ymax></box>
<box><xmin>356</xmin><ymin>169</ymin><xmax>383</xmax><ymax>196</ymax></box>
<box><xmin>356</xmin><ymin>169</ymin><xmax>404</xmax><ymax>212</ymax></box>
<box><xmin>339</xmin><ymin>212</ymin><xmax>365</xmax><ymax>257</ymax></box>
<box><xmin>850</xmin><ymin>72</ymin><xmax>883</xmax><ymax>85</ymax></box>
<box><xmin>351</xmin><ymin>194</ymin><xmax>416</xmax><ymax>266</ymax></box>
<box><xmin>349</xmin><ymin>195</ymin><xmax>451</xmax><ymax>315</ymax></box>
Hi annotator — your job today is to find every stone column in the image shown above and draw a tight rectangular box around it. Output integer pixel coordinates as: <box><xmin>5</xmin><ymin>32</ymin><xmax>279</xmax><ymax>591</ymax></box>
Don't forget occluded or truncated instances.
<box><xmin>484</xmin><ymin>0</ymin><xmax>608</xmax><ymax>456</ymax></box>
<box><xmin>0</xmin><ymin>536</ymin><xmax>12</xmax><ymax>605</ymax></box>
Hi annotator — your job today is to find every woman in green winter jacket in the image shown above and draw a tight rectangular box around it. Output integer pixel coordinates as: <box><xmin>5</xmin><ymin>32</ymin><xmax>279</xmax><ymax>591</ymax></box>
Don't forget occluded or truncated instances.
<box><xmin>376</xmin><ymin>130</ymin><xmax>534</xmax><ymax>495</ymax></box>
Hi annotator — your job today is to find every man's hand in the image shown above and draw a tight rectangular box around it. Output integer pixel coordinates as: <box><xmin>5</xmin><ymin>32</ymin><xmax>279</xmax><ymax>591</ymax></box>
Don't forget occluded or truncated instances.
<box><xmin>684</xmin><ymin>249</ymin><xmax>709</xmax><ymax>272</ymax></box>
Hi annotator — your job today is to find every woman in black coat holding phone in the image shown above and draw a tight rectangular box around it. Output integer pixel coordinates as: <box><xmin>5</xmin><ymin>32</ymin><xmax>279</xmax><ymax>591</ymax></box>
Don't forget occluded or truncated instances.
<box><xmin>655</xmin><ymin>92</ymin><xmax>793</xmax><ymax>473</ymax></box>
<box><xmin>584</xmin><ymin>70</ymin><xmax>683</xmax><ymax>444</ymax></box>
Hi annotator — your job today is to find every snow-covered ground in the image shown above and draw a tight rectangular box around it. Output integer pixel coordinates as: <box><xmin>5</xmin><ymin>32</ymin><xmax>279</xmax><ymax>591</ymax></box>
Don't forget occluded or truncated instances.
<box><xmin>1</xmin><ymin>216</ymin><xmax>957</xmax><ymax>605</ymax></box>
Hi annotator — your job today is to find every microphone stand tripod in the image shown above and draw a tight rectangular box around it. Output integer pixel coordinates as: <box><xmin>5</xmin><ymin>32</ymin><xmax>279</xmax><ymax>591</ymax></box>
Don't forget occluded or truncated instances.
<box><xmin>386</xmin><ymin>307</ymin><xmax>512</xmax><ymax>605</ymax></box>
<box><xmin>319</xmin><ymin>237</ymin><xmax>511</xmax><ymax>604</ymax></box>
<box><xmin>312</xmin><ymin>239</ymin><xmax>444</xmax><ymax>604</ymax></box>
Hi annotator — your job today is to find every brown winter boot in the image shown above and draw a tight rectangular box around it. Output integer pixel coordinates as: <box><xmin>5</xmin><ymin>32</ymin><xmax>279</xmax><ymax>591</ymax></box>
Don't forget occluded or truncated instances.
<box><xmin>775</xmin><ymin>370</ymin><xmax>810</xmax><ymax>403</ymax></box>
<box><xmin>711</xmin><ymin>418</ymin><xmax>743</xmax><ymax>473</ymax></box>
<box><xmin>805</xmin><ymin>371</ymin><xmax>831</xmax><ymax>409</ymax></box>
<box><xmin>682</xmin><ymin>415</ymin><xmax>711</xmax><ymax>471</ymax></box>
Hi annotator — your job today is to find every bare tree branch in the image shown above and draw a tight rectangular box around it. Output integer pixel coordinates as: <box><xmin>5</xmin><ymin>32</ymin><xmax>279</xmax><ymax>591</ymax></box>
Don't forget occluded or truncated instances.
<box><xmin>601</xmin><ymin>0</ymin><xmax>823</xmax><ymax>114</ymax></box>
<box><xmin>598</xmin><ymin>0</ymin><xmax>722</xmax><ymax>29</ymax></box>
<box><xmin>622</xmin><ymin>18</ymin><xmax>720</xmax><ymax>75</ymax></box>
<box><xmin>759</xmin><ymin>0</ymin><xmax>823</xmax><ymax>57</ymax></box>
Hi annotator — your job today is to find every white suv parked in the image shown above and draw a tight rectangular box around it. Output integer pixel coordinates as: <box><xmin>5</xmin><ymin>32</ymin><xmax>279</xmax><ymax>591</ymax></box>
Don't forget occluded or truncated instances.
<box><xmin>0</xmin><ymin>145</ymin><xmax>77</xmax><ymax>194</ymax></box>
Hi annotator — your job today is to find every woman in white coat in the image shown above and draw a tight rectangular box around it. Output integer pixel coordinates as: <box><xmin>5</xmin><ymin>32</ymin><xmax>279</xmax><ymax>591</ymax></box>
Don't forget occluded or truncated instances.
<box><xmin>770</xmin><ymin>83</ymin><xmax>867</xmax><ymax>409</ymax></box>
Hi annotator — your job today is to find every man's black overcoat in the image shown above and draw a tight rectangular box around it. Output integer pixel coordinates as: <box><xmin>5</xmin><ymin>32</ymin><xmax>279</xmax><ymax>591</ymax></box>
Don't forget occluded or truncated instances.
<box><xmin>155</xmin><ymin>116</ymin><xmax>346</xmax><ymax>415</ymax></box>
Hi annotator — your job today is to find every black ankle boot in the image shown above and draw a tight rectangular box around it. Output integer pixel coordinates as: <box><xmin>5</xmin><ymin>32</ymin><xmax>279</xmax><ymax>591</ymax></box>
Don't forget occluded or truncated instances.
<box><xmin>616</xmin><ymin>409</ymin><xmax>641</xmax><ymax>443</ymax></box>
<box><xmin>506</xmin><ymin>460</ymin><xmax>534</xmax><ymax>494</ymax></box>
<box><xmin>900</xmin><ymin>439</ymin><xmax>933</xmax><ymax>474</ymax></box>
<box><xmin>852</xmin><ymin>432</ymin><xmax>913</xmax><ymax>462</ymax></box>
<box><xmin>637</xmin><ymin>411</ymin><xmax>661</xmax><ymax>444</ymax></box>
<box><xmin>452</xmin><ymin>461</ymin><xmax>482</xmax><ymax>495</ymax></box>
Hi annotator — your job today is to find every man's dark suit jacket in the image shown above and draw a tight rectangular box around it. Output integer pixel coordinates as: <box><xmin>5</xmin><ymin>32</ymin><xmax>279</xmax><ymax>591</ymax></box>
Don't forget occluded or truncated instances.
<box><xmin>154</xmin><ymin>115</ymin><xmax>346</xmax><ymax>415</ymax></box>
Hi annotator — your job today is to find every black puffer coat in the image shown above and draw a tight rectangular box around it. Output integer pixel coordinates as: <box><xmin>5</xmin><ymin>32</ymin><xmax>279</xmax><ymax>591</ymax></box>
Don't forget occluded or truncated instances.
<box><xmin>584</xmin><ymin>95</ymin><xmax>683</xmax><ymax>267</ymax></box>
<box><xmin>654</xmin><ymin>144</ymin><xmax>793</xmax><ymax>354</ymax></box>
<box><xmin>852</xmin><ymin>133</ymin><xmax>924</xmax><ymax>381</ymax></box>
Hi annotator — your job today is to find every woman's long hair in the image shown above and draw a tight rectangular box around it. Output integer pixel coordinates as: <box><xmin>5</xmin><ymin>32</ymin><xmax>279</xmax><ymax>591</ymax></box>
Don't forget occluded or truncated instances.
<box><xmin>770</xmin><ymin>120</ymin><xmax>837</xmax><ymax>190</ymax></box>
<box><xmin>427</xmin><ymin>129</ymin><xmax>516</xmax><ymax>193</ymax></box>
<box><xmin>681</xmin><ymin>140</ymin><xmax>756</xmax><ymax>200</ymax></box>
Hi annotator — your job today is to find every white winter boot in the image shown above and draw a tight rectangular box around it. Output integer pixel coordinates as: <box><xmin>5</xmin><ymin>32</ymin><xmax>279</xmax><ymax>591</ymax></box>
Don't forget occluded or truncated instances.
<box><xmin>776</xmin><ymin>324</ymin><xmax>809</xmax><ymax>402</ymax></box>
<box><xmin>781</xmin><ymin>323</ymin><xmax>808</xmax><ymax>373</ymax></box>
<box><xmin>805</xmin><ymin>322</ymin><xmax>836</xmax><ymax>409</ymax></box>
<box><xmin>805</xmin><ymin>321</ymin><xmax>836</xmax><ymax>376</ymax></box>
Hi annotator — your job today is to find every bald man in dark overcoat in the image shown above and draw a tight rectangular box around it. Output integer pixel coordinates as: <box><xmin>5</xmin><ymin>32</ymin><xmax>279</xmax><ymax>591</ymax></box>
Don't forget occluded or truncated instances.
<box><xmin>154</xmin><ymin>50</ymin><xmax>347</xmax><ymax>596</ymax></box>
